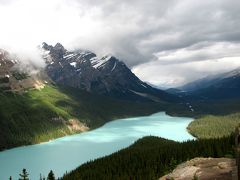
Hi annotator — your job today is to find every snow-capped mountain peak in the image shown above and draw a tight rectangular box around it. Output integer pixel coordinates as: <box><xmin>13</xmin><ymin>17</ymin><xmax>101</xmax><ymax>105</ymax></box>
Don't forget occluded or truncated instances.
<box><xmin>41</xmin><ymin>43</ymin><xmax>176</xmax><ymax>102</ymax></box>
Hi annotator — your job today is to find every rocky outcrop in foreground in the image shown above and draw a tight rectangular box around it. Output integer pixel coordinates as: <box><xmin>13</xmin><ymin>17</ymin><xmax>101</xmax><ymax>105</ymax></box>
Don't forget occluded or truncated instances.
<box><xmin>160</xmin><ymin>158</ymin><xmax>237</xmax><ymax>180</ymax></box>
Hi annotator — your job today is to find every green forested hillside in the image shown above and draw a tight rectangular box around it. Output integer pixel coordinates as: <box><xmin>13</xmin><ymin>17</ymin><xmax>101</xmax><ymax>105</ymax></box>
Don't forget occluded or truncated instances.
<box><xmin>62</xmin><ymin>135</ymin><xmax>234</xmax><ymax>180</ymax></box>
<box><xmin>0</xmin><ymin>85</ymin><xmax>164</xmax><ymax>150</ymax></box>
<box><xmin>184</xmin><ymin>98</ymin><xmax>240</xmax><ymax>139</ymax></box>
<box><xmin>188</xmin><ymin>113</ymin><xmax>240</xmax><ymax>139</ymax></box>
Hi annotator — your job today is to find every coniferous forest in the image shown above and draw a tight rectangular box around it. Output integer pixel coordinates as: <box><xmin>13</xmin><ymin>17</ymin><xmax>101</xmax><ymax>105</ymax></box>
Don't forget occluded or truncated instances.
<box><xmin>61</xmin><ymin>135</ymin><xmax>234</xmax><ymax>180</ymax></box>
<box><xmin>10</xmin><ymin>134</ymin><xmax>234</xmax><ymax>180</ymax></box>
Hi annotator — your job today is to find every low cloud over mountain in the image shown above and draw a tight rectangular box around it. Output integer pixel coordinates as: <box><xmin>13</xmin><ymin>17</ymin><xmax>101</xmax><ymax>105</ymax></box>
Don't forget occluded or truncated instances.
<box><xmin>1</xmin><ymin>0</ymin><xmax>240</xmax><ymax>87</ymax></box>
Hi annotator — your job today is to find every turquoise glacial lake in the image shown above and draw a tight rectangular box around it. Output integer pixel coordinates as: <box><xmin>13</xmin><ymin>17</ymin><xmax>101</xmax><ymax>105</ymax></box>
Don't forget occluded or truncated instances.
<box><xmin>0</xmin><ymin>112</ymin><xmax>194</xmax><ymax>179</ymax></box>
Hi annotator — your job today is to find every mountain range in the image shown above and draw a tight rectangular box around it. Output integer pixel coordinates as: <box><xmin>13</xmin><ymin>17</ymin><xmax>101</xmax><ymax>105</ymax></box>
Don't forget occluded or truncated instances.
<box><xmin>167</xmin><ymin>67</ymin><xmax>240</xmax><ymax>101</ymax></box>
<box><xmin>3</xmin><ymin>42</ymin><xmax>239</xmax><ymax>103</ymax></box>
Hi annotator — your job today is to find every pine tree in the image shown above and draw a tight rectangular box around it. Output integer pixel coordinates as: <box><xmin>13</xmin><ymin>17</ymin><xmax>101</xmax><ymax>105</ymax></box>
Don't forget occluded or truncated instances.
<box><xmin>19</xmin><ymin>168</ymin><xmax>29</xmax><ymax>180</ymax></box>
<box><xmin>47</xmin><ymin>170</ymin><xmax>55</xmax><ymax>180</ymax></box>
<box><xmin>40</xmin><ymin>174</ymin><xmax>47</xmax><ymax>180</ymax></box>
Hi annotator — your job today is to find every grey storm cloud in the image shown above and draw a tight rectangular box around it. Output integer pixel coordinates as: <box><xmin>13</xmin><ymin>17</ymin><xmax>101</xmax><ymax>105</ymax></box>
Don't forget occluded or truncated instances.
<box><xmin>69</xmin><ymin>0</ymin><xmax>240</xmax><ymax>67</ymax></box>
<box><xmin>0</xmin><ymin>0</ymin><xmax>240</xmax><ymax>87</ymax></box>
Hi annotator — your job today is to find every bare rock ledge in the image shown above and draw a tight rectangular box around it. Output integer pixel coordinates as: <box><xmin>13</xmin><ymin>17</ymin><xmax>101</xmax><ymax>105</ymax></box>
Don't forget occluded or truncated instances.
<box><xmin>160</xmin><ymin>157</ymin><xmax>237</xmax><ymax>180</ymax></box>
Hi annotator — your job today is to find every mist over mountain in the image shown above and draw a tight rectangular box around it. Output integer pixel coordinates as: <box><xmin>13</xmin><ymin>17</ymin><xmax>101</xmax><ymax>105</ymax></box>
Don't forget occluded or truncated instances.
<box><xmin>0</xmin><ymin>49</ymin><xmax>46</xmax><ymax>92</ymax></box>
<box><xmin>1</xmin><ymin>0</ymin><xmax>240</xmax><ymax>88</ymax></box>
<box><xmin>170</xmin><ymin>67</ymin><xmax>240</xmax><ymax>100</ymax></box>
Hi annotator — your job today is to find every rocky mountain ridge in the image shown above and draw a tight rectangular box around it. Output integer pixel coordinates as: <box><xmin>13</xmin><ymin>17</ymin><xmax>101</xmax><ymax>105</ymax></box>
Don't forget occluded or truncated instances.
<box><xmin>41</xmin><ymin>42</ymin><xmax>176</xmax><ymax>102</ymax></box>
<box><xmin>180</xmin><ymin>67</ymin><xmax>240</xmax><ymax>92</ymax></box>
<box><xmin>167</xmin><ymin>67</ymin><xmax>240</xmax><ymax>101</ymax></box>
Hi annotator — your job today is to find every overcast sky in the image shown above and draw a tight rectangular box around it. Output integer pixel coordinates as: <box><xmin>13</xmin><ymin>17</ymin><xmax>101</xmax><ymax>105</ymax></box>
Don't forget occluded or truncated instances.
<box><xmin>0</xmin><ymin>0</ymin><xmax>240</xmax><ymax>87</ymax></box>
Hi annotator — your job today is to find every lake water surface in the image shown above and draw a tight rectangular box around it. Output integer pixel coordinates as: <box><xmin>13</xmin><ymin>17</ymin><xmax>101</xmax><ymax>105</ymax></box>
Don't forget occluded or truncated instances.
<box><xmin>0</xmin><ymin>112</ymin><xmax>194</xmax><ymax>179</ymax></box>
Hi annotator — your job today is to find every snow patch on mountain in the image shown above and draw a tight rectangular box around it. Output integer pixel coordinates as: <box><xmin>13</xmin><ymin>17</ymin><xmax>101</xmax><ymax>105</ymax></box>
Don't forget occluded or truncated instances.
<box><xmin>91</xmin><ymin>55</ymin><xmax>112</xmax><ymax>69</ymax></box>
<box><xmin>141</xmin><ymin>83</ymin><xmax>147</xmax><ymax>88</ymax></box>
<box><xmin>63</xmin><ymin>53</ymin><xmax>78</xmax><ymax>60</ymax></box>
<box><xmin>70</xmin><ymin>62</ymin><xmax>77</xmax><ymax>68</ymax></box>
<box><xmin>130</xmin><ymin>90</ymin><xmax>161</xmax><ymax>102</ymax></box>
<box><xmin>111</xmin><ymin>62</ymin><xmax>117</xmax><ymax>72</ymax></box>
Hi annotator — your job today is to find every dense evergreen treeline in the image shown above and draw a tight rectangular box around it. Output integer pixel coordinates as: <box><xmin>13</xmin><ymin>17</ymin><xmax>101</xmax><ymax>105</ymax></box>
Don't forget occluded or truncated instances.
<box><xmin>61</xmin><ymin>135</ymin><xmax>234</xmax><ymax>180</ymax></box>
<box><xmin>188</xmin><ymin>113</ymin><xmax>240</xmax><ymax>139</ymax></box>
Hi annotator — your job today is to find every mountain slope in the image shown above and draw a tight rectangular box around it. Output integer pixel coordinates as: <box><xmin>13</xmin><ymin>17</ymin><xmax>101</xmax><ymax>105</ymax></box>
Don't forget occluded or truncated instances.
<box><xmin>41</xmin><ymin>43</ymin><xmax>177</xmax><ymax>102</ymax></box>
<box><xmin>180</xmin><ymin>74</ymin><xmax>224</xmax><ymax>92</ymax></box>
<box><xmin>178</xmin><ymin>68</ymin><xmax>240</xmax><ymax>100</ymax></box>
<box><xmin>0</xmin><ymin>85</ymin><xmax>165</xmax><ymax>151</ymax></box>
<box><xmin>180</xmin><ymin>68</ymin><xmax>240</xmax><ymax>92</ymax></box>
<box><xmin>0</xmin><ymin>49</ymin><xmax>46</xmax><ymax>92</ymax></box>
